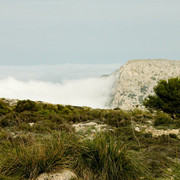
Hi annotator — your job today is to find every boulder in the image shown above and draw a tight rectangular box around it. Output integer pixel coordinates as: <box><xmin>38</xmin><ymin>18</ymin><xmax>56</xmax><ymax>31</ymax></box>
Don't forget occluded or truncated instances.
<box><xmin>36</xmin><ymin>170</ymin><xmax>77</xmax><ymax>180</ymax></box>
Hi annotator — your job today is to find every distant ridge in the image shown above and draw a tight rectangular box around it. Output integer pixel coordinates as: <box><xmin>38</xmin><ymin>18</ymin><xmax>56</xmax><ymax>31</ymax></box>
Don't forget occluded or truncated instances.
<box><xmin>109</xmin><ymin>59</ymin><xmax>180</xmax><ymax>109</ymax></box>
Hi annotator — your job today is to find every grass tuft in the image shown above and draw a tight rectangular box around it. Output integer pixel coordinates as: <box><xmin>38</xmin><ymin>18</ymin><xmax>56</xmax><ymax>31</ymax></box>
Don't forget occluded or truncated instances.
<box><xmin>0</xmin><ymin>132</ymin><xmax>77</xmax><ymax>179</ymax></box>
<box><xmin>77</xmin><ymin>133</ymin><xmax>150</xmax><ymax>180</ymax></box>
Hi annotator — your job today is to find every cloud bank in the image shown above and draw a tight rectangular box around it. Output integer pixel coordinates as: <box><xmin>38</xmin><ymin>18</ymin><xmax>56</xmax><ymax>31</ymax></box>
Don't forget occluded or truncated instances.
<box><xmin>0</xmin><ymin>77</ymin><xmax>114</xmax><ymax>108</ymax></box>
<box><xmin>0</xmin><ymin>64</ymin><xmax>119</xmax><ymax>108</ymax></box>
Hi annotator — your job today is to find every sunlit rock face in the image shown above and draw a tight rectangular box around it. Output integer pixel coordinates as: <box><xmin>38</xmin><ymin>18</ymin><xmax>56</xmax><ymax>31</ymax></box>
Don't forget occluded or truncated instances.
<box><xmin>109</xmin><ymin>59</ymin><xmax>180</xmax><ymax>110</ymax></box>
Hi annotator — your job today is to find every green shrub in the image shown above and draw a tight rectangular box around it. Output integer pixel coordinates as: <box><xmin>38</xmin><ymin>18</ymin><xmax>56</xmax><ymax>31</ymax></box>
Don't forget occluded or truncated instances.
<box><xmin>130</xmin><ymin>108</ymin><xmax>153</xmax><ymax>123</ymax></box>
<box><xmin>169</xmin><ymin>133</ymin><xmax>177</xmax><ymax>139</ymax></box>
<box><xmin>0</xmin><ymin>100</ymin><xmax>11</xmax><ymax>116</ymax></box>
<box><xmin>41</xmin><ymin>103</ymin><xmax>58</xmax><ymax>113</ymax></box>
<box><xmin>17</xmin><ymin>111</ymin><xmax>40</xmax><ymax>123</ymax></box>
<box><xmin>0</xmin><ymin>118</ymin><xmax>11</xmax><ymax>128</ymax></box>
<box><xmin>0</xmin><ymin>113</ymin><xmax>19</xmax><ymax>128</ymax></box>
<box><xmin>67</xmin><ymin>114</ymin><xmax>89</xmax><ymax>123</ymax></box>
<box><xmin>33</xmin><ymin>120</ymin><xmax>58</xmax><ymax>133</ymax></box>
<box><xmin>175</xmin><ymin>119</ymin><xmax>180</xmax><ymax>128</ymax></box>
<box><xmin>47</xmin><ymin>114</ymin><xmax>65</xmax><ymax>124</ymax></box>
<box><xmin>131</xmin><ymin>108</ymin><xmax>144</xmax><ymax>116</ymax></box>
<box><xmin>102</xmin><ymin>110</ymin><xmax>131</xmax><ymax>128</ymax></box>
<box><xmin>89</xmin><ymin>109</ymin><xmax>102</xmax><ymax>119</ymax></box>
<box><xmin>18</xmin><ymin>122</ymin><xmax>34</xmax><ymax>132</ymax></box>
<box><xmin>154</xmin><ymin>112</ymin><xmax>173</xmax><ymax>126</ymax></box>
<box><xmin>143</xmin><ymin>77</ymin><xmax>180</xmax><ymax>117</ymax></box>
<box><xmin>62</xmin><ymin>107</ymin><xmax>73</xmax><ymax>115</ymax></box>
<box><xmin>57</xmin><ymin>104</ymin><xmax>65</xmax><ymax>111</ymax></box>
<box><xmin>15</xmin><ymin>100</ymin><xmax>38</xmax><ymax>113</ymax></box>
<box><xmin>113</xmin><ymin>107</ymin><xmax>121</xmax><ymax>110</ymax></box>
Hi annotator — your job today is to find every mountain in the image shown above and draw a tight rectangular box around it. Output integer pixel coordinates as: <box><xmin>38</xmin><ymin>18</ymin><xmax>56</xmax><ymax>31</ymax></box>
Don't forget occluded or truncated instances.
<box><xmin>109</xmin><ymin>59</ymin><xmax>180</xmax><ymax>109</ymax></box>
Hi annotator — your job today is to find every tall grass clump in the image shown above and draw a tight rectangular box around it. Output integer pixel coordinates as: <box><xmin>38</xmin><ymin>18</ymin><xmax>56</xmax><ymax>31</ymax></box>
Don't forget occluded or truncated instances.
<box><xmin>77</xmin><ymin>133</ymin><xmax>151</xmax><ymax>180</ymax></box>
<box><xmin>0</xmin><ymin>132</ymin><xmax>78</xmax><ymax>179</ymax></box>
<box><xmin>171</xmin><ymin>163</ymin><xmax>180</xmax><ymax>180</ymax></box>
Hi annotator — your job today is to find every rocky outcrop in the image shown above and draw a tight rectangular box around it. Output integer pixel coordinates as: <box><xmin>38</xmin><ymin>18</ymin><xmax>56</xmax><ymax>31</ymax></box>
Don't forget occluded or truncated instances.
<box><xmin>110</xmin><ymin>59</ymin><xmax>180</xmax><ymax>109</ymax></box>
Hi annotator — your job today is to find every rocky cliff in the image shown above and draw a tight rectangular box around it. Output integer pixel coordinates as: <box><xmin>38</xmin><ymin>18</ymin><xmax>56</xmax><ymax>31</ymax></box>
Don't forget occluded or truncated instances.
<box><xmin>110</xmin><ymin>59</ymin><xmax>180</xmax><ymax>109</ymax></box>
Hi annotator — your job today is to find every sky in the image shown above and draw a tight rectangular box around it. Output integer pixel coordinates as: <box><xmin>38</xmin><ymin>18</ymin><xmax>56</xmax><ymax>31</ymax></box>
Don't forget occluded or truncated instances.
<box><xmin>0</xmin><ymin>0</ymin><xmax>180</xmax><ymax>65</ymax></box>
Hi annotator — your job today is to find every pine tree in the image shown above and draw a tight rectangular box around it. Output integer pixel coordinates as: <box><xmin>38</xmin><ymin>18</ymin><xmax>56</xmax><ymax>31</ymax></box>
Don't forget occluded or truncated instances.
<box><xmin>143</xmin><ymin>77</ymin><xmax>180</xmax><ymax>117</ymax></box>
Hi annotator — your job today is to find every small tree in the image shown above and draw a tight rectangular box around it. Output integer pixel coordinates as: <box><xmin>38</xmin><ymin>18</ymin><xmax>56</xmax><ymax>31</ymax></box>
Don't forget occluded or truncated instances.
<box><xmin>143</xmin><ymin>77</ymin><xmax>180</xmax><ymax>117</ymax></box>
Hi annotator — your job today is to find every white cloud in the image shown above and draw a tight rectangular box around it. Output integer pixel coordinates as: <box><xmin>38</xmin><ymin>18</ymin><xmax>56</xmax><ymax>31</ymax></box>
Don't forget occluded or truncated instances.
<box><xmin>0</xmin><ymin>76</ymin><xmax>115</xmax><ymax>108</ymax></box>
<box><xmin>0</xmin><ymin>64</ymin><xmax>119</xmax><ymax>108</ymax></box>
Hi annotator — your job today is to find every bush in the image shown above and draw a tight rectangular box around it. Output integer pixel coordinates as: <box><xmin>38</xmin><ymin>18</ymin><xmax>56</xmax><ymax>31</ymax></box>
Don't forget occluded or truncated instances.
<box><xmin>62</xmin><ymin>107</ymin><xmax>72</xmax><ymax>115</ymax></box>
<box><xmin>143</xmin><ymin>77</ymin><xmax>180</xmax><ymax>117</ymax></box>
<box><xmin>57</xmin><ymin>104</ymin><xmax>65</xmax><ymax>111</ymax></box>
<box><xmin>15</xmin><ymin>100</ymin><xmax>38</xmax><ymax>113</ymax></box>
<box><xmin>0</xmin><ymin>100</ymin><xmax>11</xmax><ymax>116</ymax></box>
<box><xmin>104</xmin><ymin>110</ymin><xmax>131</xmax><ymax>127</ymax></box>
<box><xmin>169</xmin><ymin>133</ymin><xmax>177</xmax><ymax>139</ymax></box>
<box><xmin>154</xmin><ymin>112</ymin><xmax>173</xmax><ymax>126</ymax></box>
<box><xmin>0</xmin><ymin>114</ymin><xmax>19</xmax><ymax>128</ymax></box>
<box><xmin>33</xmin><ymin>120</ymin><xmax>58</xmax><ymax>133</ymax></box>
<box><xmin>42</xmin><ymin>103</ymin><xmax>58</xmax><ymax>113</ymax></box>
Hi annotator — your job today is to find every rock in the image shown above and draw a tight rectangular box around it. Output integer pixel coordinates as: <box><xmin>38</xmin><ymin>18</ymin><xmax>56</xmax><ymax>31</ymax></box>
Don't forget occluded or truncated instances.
<box><xmin>29</xmin><ymin>123</ymin><xmax>35</xmax><ymax>127</ymax></box>
<box><xmin>36</xmin><ymin>170</ymin><xmax>77</xmax><ymax>180</ymax></box>
<box><xmin>110</xmin><ymin>59</ymin><xmax>180</xmax><ymax>109</ymax></box>
<box><xmin>135</xmin><ymin>127</ymin><xmax>140</xmax><ymax>132</ymax></box>
<box><xmin>135</xmin><ymin>122</ymin><xmax>180</xmax><ymax>138</ymax></box>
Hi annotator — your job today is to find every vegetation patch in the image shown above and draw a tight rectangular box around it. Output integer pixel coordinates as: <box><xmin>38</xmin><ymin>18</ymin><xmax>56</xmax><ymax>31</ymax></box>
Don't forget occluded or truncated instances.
<box><xmin>0</xmin><ymin>93</ymin><xmax>180</xmax><ymax>179</ymax></box>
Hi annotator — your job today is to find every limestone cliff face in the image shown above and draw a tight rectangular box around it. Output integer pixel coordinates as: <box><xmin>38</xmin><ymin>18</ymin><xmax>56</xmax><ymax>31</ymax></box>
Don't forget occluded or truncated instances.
<box><xmin>110</xmin><ymin>59</ymin><xmax>180</xmax><ymax>109</ymax></box>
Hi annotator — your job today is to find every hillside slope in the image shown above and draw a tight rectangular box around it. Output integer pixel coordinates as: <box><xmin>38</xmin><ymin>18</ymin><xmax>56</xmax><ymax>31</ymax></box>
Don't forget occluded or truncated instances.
<box><xmin>110</xmin><ymin>59</ymin><xmax>180</xmax><ymax>109</ymax></box>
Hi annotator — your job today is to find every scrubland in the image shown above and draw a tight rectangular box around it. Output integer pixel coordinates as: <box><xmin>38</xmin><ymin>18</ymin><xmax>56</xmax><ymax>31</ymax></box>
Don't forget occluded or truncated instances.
<box><xmin>0</xmin><ymin>99</ymin><xmax>180</xmax><ymax>179</ymax></box>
